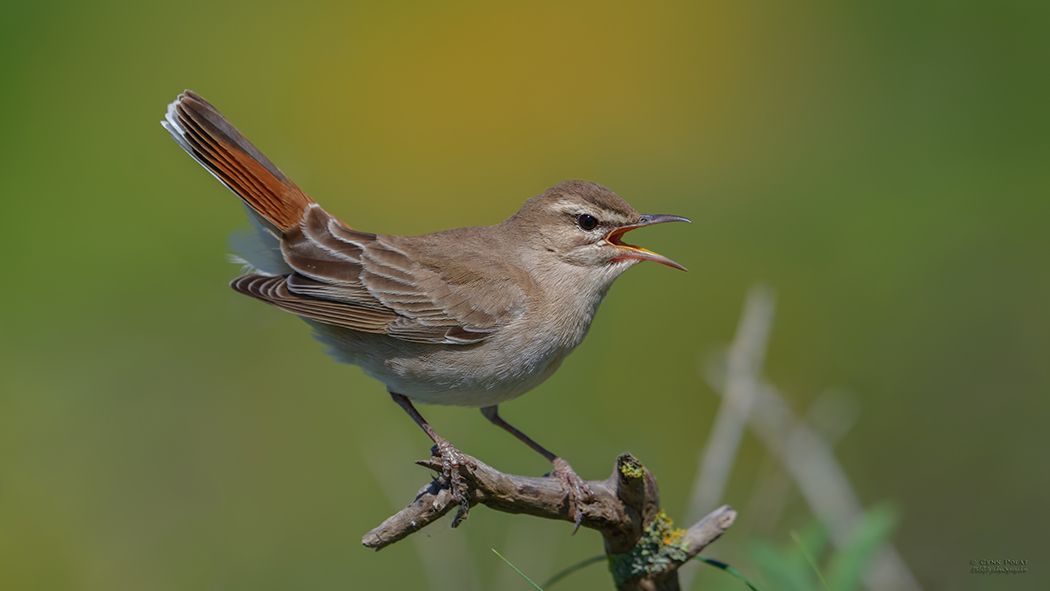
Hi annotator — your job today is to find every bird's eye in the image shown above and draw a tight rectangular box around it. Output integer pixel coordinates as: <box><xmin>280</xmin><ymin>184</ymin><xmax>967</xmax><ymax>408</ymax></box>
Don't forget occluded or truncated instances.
<box><xmin>577</xmin><ymin>214</ymin><xmax>599</xmax><ymax>231</ymax></box>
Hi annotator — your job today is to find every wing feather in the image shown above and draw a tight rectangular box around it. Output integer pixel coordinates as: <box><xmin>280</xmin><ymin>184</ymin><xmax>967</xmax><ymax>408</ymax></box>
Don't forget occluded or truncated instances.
<box><xmin>232</xmin><ymin>275</ymin><xmax>396</xmax><ymax>333</ymax></box>
<box><xmin>233</xmin><ymin>205</ymin><xmax>529</xmax><ymax>344</ymax></box>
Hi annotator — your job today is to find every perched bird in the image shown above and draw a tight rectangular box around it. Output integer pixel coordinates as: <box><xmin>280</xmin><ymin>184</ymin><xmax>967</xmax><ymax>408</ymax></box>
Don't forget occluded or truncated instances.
<box><xmin>162</xmin><ymin>90</ymin><xmax>689</xmax><ymax>527</ymax></box>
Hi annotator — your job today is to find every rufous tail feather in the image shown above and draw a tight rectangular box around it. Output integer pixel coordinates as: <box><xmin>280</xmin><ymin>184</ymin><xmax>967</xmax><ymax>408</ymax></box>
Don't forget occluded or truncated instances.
<box><xmin>162</xmin><ymin>90</ymin><xmax>313</xmax><ymax>232</ymax></box>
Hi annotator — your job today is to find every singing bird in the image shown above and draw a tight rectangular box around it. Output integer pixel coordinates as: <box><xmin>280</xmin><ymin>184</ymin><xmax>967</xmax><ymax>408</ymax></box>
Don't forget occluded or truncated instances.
<box><xmin>162</xmin><ymin>91</ymin><xmax>689</xmax><ymax>526</ymax></box>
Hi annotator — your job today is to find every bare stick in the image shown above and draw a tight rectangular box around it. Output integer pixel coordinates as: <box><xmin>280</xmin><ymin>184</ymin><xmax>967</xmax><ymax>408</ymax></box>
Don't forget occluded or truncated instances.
<box><xmin>363</xmin><ymin>452</ymin><xmax>736</xmax><ymax>591</ymax></box>
<box><xmin>685</xmin><ymin>285</ymin><xmax>776</xmax><ymax>525</ymax></box>
<box><xmin>739</xmin><ymin>382</ymin><xmax>923</xmax><ymax>591</ymax></box>
<box><xmin>685</xmin><ymin>286</ymin><xmax>920</xmax><ymax>591</ymax></box>
<box><xmin>741</xmin><ymin>388</ymin><xmax>860</xmax><ymax>538</ymax></box>
<box><xmin>362</xmin><ymin>442</ymin><xmax>481</xmax><ymax>591</ymax></box>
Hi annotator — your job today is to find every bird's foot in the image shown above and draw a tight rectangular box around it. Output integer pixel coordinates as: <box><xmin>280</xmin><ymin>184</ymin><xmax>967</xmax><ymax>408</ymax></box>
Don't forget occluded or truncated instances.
<box><xmin>430</xmin><ymin>438</ymin><xmax>477</xmax><ymax>524</ymax></box>
<box><xmin>550</xmin><ymin>457</ymin><xmax>595</xmax><ymax>534</ymax></box>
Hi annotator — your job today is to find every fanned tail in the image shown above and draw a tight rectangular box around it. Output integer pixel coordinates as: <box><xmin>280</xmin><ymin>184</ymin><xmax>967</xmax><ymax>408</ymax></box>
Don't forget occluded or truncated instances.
<box><xmin>162</xmin><ymin>90</ymin><xmax>313</xmax><ymax>232</ymax></box>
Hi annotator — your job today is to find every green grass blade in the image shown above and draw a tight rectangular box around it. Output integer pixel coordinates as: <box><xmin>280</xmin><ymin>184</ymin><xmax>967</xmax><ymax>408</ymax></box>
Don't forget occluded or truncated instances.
<box><xmin>695</xmin><ymin>556</ymin><xmax>765</xmax><ymax>591</ymax></box>
<box><xmin>826</xmin><ymin>503</ymin><xmax>898</xmax><ymax>591</ymax></box>
<box><xmin>543</xmin><ymin>555</ymin><xmax>605</xmax><ymax>588</ymax></box>
<box><xmin>492</xmin><ymin>549</ymin><xmax>544</xmax><ymax>591</ymax></box>
<box><xmin>790</xmin><ymin>530</ymin><xmax>831</xmax><ymax>591</ymax></box>
<box><xmin>748</xmin><ymin>539</ymin><xmax>813</xmax><ymax>591</ymax></box>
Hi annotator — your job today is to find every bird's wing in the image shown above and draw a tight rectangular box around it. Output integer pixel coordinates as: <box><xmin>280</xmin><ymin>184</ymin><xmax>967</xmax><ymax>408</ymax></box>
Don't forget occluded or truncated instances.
<box><xmin>234</xmin><ymin>205</ymin><xmax>529</xmax><ymax>344</ymax></box>
<box><xmin>232</xmin><ymin>273</ymin><xmax>398</xmax><ymax>332</ymax></box>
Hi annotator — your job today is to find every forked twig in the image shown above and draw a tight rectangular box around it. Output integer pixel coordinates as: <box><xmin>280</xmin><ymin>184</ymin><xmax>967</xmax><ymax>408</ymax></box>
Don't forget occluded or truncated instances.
<box><xmin>364</xmin><ymin>452</ymin><xmax>736</xmax><ymax>590</ymax></box>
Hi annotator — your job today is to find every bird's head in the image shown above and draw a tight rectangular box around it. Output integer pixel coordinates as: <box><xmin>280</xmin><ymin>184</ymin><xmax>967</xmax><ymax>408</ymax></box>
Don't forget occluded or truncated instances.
<box><xmin>507</xmin><ymin>180</ymin><xmax>690</xmax><ymax>277</ymax></box>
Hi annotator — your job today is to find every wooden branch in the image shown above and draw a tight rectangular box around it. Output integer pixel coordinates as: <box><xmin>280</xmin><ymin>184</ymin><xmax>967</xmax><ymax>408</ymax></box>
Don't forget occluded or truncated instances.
<box><xmin>686</xmin><ymin>285</ymin><xmax>775</xmax><ymax>525</ymax></box>
<box><xmin>363</xmin><ymin>451</ymin><xmax>736</xmax><ymax>590</ymax></box>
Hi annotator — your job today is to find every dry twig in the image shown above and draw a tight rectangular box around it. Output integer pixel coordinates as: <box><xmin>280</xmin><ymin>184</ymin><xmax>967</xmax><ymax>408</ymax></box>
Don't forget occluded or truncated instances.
<box><xmin>685</xmin><ymin>285</ymin><xmax>921</xmax><ymax>591</ymax></box>
<box><xmin>686</xmin><ymin>285</ymin><xmax>776</xmax><ymax>525</ymax></box>
<box><xmin>364</xmin><ymin>452</ymin><xmax>736</xmax><ymax>590</ymax></box>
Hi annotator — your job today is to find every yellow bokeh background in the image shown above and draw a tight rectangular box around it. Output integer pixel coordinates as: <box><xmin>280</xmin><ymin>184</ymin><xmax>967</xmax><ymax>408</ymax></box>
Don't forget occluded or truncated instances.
<box><xmin>2</xmin><ymin>1</ymin><xmax>1048</xmax><ymax>589</ymax></box>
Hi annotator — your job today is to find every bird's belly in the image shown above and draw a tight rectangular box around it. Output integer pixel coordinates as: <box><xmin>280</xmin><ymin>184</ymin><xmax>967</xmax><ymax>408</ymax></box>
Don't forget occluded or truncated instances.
<box><xmin>309</xmin><ymin>322</ymin><xmax>572</xmax><ymax>408</ymax></box>
<box><xmin>370</xmin><ymin>344</ymin><xmax>569</xmax><ymax>407</ymax></box>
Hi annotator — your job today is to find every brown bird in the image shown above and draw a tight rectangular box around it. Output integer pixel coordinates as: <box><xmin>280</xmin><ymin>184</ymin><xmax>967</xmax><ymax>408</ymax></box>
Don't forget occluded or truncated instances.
<box><xmin>162</xmin><ymin>90</ymin><xmax>689</xmax><ymax>528</ymax></box>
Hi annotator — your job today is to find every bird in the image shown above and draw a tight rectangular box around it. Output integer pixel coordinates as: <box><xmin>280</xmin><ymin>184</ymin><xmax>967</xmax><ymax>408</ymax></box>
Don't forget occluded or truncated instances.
<box><xmin>162</xmin><ymin>90</ymin><xmax>690</xmax><ymax>528</ymax></box>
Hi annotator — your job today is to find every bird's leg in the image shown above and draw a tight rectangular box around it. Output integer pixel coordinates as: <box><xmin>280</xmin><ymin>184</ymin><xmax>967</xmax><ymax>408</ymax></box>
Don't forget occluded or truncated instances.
<box><xmin>480</xmin><ymin>405</ymin><xmax>595</xmax><ymax>533</ymax></box>
<box><xmin>390</xmin><ymin>392</ymin><xmax>476</xmax><ymax>513</ymax></box>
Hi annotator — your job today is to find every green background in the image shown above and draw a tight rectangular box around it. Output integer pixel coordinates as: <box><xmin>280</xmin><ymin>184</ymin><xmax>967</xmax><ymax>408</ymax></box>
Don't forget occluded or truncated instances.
<box><xmin>2</xmin><ymin>1</ymin><xmax>1047</xmax><ymax>589</ymax></box>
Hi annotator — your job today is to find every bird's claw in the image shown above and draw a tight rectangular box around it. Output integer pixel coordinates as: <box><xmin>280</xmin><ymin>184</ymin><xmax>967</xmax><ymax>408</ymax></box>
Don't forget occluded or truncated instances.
<box><xmin>550</xmin><ymin>457</ymin><xmax>594</xmax><ymax>534</ymax></box>
<box><xmin>431</xmin><ymin>439</ymin><xmax>476</xmax><ymax>523</ymax></box>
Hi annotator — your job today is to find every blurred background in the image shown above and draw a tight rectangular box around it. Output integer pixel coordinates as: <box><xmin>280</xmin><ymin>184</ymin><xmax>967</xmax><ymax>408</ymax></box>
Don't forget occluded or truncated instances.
<box><xmin>1</xmin><ymin>1</ymin><xmax>1047</xmax><ymax>589</ymax></box>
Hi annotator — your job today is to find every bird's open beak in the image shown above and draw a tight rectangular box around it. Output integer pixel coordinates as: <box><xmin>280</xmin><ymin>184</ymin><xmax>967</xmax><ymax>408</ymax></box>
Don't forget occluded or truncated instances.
<box><xmin>606</xmin><ymin>214</ymin><xmax>691</xmax><ymax>271</ymax></box>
